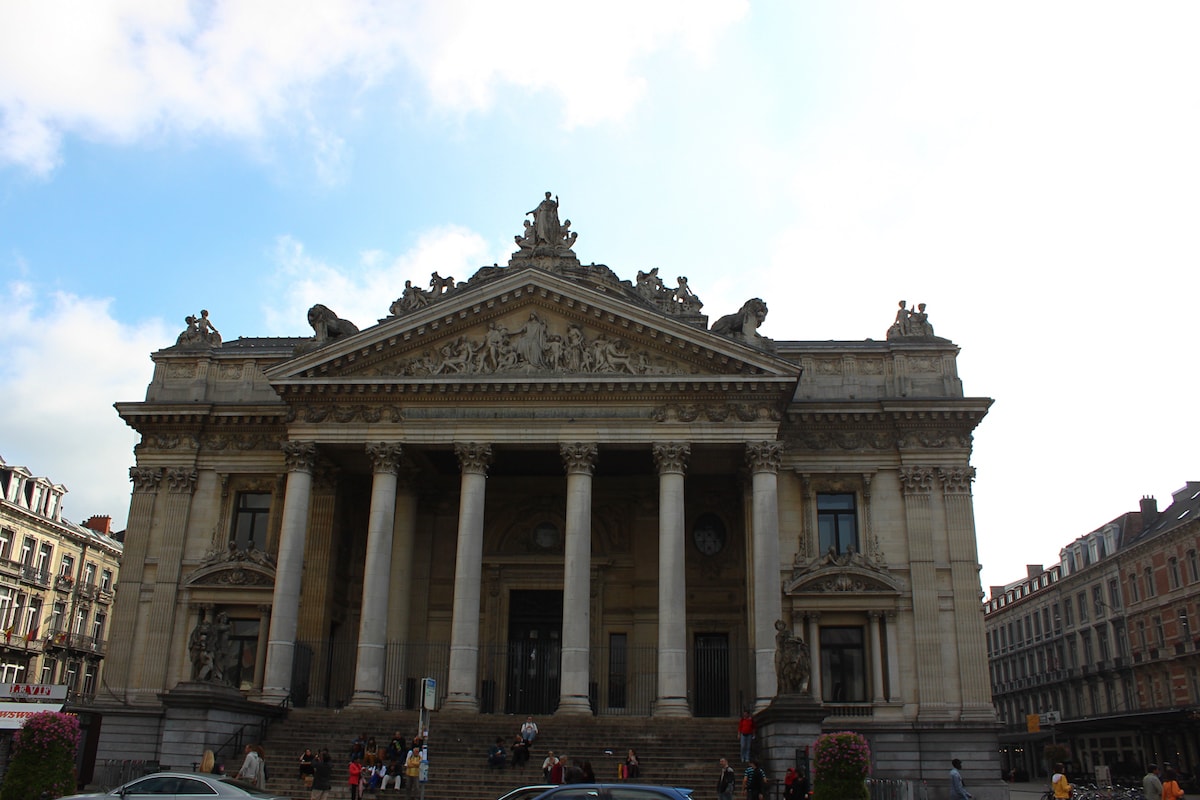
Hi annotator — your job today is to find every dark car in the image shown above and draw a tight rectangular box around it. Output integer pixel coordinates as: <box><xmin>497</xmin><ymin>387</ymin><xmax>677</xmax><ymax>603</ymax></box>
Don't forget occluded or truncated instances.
<box><xmin>62</xmin><ymin>771</ymin><xmax>290</xmax><ymax>799</ymax></box>
<box><xmin>530</xmin><ymin>784</ymin><xmax>694</xmax><ymax>800</ymax></box>
<box><xmin>497</xmin><ymin>785</ymin><xmax>557</xmax><ymax>800</ymax></box>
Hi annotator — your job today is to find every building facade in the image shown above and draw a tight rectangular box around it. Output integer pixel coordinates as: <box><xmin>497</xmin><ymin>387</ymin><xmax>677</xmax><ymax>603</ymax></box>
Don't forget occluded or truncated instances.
<box><xmin>99</xmin><ymin>199</ymin><xmax>998</xmax><ymax>779</ymax></box>
<box><xmin>0</xmin><ymin>456</ymin><xmax>122</xmax><ymax>701</ymax></box>
<box><xmin>986</xmin><ymin>485</ymin><xmax>1200</xmax><ymax>783</ymax></box>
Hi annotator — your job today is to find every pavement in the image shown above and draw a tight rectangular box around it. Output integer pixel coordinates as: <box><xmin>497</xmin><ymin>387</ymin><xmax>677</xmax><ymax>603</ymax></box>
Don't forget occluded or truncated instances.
<box><xmin>1007</xmin><ymin>782</ymin><xmax>1050</xmax><ymax>799</ymax></box>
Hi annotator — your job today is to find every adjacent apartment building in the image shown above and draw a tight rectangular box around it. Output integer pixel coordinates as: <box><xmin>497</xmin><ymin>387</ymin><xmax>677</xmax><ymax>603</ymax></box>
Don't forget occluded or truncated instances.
<box><xmin>0</xmin><ymin>455</ymin><xmax>122</xmax><ymax>699</ymax></box>
<box><xmin>986</xmin><ymin>482</ymin><xmax>1200</xmax><ymax>783</ymax></box>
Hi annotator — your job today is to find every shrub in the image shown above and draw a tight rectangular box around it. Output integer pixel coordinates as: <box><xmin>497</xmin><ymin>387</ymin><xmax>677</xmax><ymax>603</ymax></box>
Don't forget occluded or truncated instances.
<box><xmin>0</xmin><ymin>711</ymin><xmax>80</xmax><ymax>800</ymax></box>
<box><xmin>812</xmin><ymin>730</ymin><xmax>871</xmax><ymax>800</ymax></box>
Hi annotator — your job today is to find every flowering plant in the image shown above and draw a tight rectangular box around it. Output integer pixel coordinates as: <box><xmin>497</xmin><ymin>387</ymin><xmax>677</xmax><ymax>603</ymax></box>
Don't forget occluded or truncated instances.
<box><xmin>0</xmin><ymin>710</ymin><xmax>81</xmax><ymax>800</ymax></box>
<box><xmin>812</xmin><ymin>730</ymin><xmax>871</xmax><ymax>800</ymax></box>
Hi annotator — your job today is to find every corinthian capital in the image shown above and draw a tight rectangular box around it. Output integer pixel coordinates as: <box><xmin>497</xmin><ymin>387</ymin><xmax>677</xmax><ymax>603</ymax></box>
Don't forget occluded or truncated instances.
<box><xmin>938</xmin><ymin>466</ymin><xmax>976</xmax><ymax>494</ymax></box>
<box><xmin>454</xmin><ymin>442</ymin><xmax>493</xmax><ymax>475</ymax></box>
<box><xmin>745</xmin><ymin>441</ymin><xmax>783</xmax><ymax>473</ymax></box>
<box><xmin>366</xmin><ymin>442</ymin><xmax>405</xmax><ymax>474</ymax></box>
<box><xmin>282</xmin><ymin>441</ymin><xmax>317</xmax><ymax>472</ymax></box>
<box><xmin>129</xmin><ymin>467</ymin><xmax>163</xmax><ymax>493</ymax></box>
<box><xmin>898</xmin><ymin>466</ymin><xmax>936</xmax><ymax>495</ymax></box>
<box><xmin>166</xmin><ymin>468</ymin><xmax>198</xmax><ymax>494</ymax></box>
<box><xmin>560</xmin><ymin>442</ymin><xmax>598</xmax><ymax>475</ymax></box>
<box><xmin>651</xmin><ymin>442</ymin><xmax>690</xmax><ymax>475</ymax></box>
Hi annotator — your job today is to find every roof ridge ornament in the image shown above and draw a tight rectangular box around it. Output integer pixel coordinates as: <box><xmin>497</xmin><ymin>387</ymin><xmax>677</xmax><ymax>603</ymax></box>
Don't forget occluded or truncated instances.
<box><xmin>510</xmin><ymin>191</ymin><xmax>581</xmax><ymax>267</ymax></box>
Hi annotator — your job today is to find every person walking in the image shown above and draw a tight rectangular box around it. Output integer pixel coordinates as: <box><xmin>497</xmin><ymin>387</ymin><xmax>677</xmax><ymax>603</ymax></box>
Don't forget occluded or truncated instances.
<box><xmin>1051</xmin><ymin>763</ymin><xmax>1072</xmax><ymax>800</ymax></box>
<box><xmin>743</xmin><ymin>759</ymin><xmax>768</xmax><ymax>800</ymax></box>
<box><xmin>738</xmin><ymin>711</ymin><xmax>755</xmax><ymax>762</ymax></box>
<box><xmin>1143</xmin><ymin>764</ymin><xmax>1163</xmax><ymax>800</ymax></box>
<box><xmin>311</xmin><ymin>750</ymin><xmax>333</xmax><ymax>800</ymax></box>
<box><xmin>348</xmin><ymin>755</ymin><xmax>363</xmax><ymax>800</ymax></box>
<box><xmin>236</xmin><ymin>744</ymin><xmax>264</xmax><ymax>787</ymax></box>
<box><xmin>718</xmin><ymin>757</ymin><xmax>737</xmax><ymax>800</ymax></box>
<box><xmin>1163</xmin><ymin>767</ymin><xmax>1185</xmax><ymax>800</ymax></box>
<box><xmin>950</xmin><ymin>759</ymin><xmax>972</xmax><ymax>800</ymax></box>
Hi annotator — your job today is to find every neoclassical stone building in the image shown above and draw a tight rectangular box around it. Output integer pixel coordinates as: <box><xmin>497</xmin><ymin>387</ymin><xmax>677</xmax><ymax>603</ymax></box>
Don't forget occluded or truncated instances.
<box><xmin>100</xmin><ymin>198</ymin><xmax>998</xmax><ymax>778</ymax></box>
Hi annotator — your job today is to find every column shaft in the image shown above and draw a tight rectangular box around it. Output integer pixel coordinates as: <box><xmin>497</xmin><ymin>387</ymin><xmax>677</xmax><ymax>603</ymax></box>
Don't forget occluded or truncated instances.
<box><xmin>444</xmin><ymin>443</ymin><xmax>491</xmax><ymax>712</ymax></box>
<box><xmin>807</xmin><ymin>614</ymin><xmax>822</xmax><ymax>701</ymax></box>
<box><xmin>351</xmin><ymin>443</ymin><xmax>404</xmax><ymax>708</ymax></box>
<box><xmin>653</xmin><ymin>442</ymin><xmax>690</xmax><ymax>717</ymax></box>
<box><xmin>869</xmin><ymin>611</ymin><xmax>886</xmax><ymax>704</ymax></box>
<box><xmin>558</xmin><ymin>443</ymin><xmax>597</xmax><ymax>715</ymax></box>
<box><xmin>747</xmin><ymin>442</ymin><xmax>783</xmax><ymax>711</ymax></box>
<box><xmin>262</xmin><ymin>442</ymin><xmax>315</xmax><ymax>704</ymax></box>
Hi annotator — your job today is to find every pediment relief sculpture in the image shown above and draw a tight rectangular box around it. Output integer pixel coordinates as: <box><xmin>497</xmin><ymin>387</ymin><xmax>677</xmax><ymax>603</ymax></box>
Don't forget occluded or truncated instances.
<box><xmin>786</xmin><ymin>546</ymin><xmax>901</xmax><ymax>596</ymax></box>
<box><xmin>364</xmin><ymin>311</ymin><xmax>690</xmax><ymax>378</ymax></box>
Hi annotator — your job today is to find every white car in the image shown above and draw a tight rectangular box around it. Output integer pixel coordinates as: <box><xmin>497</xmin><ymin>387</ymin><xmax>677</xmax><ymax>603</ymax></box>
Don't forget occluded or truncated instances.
<box><xmin>62</xmin><ymin>771</ymin><xmax>290</xmax><ymax>799</ymax></box>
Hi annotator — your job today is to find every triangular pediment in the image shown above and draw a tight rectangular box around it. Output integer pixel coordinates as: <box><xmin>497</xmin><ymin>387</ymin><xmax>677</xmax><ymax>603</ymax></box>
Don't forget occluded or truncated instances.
<box><xmin>266</xmin><ymin>266</ymin><xmax>801</xmax><ymax>389</ymax></box>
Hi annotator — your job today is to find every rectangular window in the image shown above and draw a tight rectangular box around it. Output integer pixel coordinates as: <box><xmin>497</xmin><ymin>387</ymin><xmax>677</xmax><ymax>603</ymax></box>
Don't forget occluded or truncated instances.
<box><xmin>817</xmin><ymin>493</ymin><xmax>858</xmax><ymax>556</ymax></box>
<box><xmin>232</xmin><ymin>492</ymin><xmax>272</xmax><ymax>551</ymax></box>
<box><xmin>49</xmin><ymin>602</ymin><xmax>65</xmax><ymax>633</ymax></box>
<box><xmin>1093</xmin><ymin>586</ymin><xmax>1104</xmax><ymax>617</ymax></box>
<box><xmin>23</xmin><ymin>598</ymin><xmax>41</xmax><ymax>637</ymax></box>
<box><xmin>1128</xmin><ymin>573</ymin><xmax>1140</xmax><ymax>603</ymax></box>
<box><xmin>58</xmin><ymin>555</ymin><xmax>74</xmax><ymax>577</ymax></box>
<box><xmin>1169</xmin><ymin>558</ymin><xmax>1182</xmax><ymax>590</ymax></box>
<box><xmin>82</xmin><ymin>562</ymin><xmax>96</xmax><ymax>586</ymax></box>
<box><xmin>607</xmin><ymin>632</ymin><xmax>627</xmax><ymax>709</ymax></box>
<box><xmin>1154</xmin><ymin>616</ymin><xmax>1166</xmax><ymax>648</ymax></box>
<box><xmin>18</xmin><ymin>538</ymin><xmax>33</xmax><ymax>566</ymax></box>
<box><xmin>40</xmin><ymin>659</ymin><xmax>55</xmax><ymax>685</ymax></box>
<box><xmin>100</xmin><ymin>569</ymin><xmax>113</xmax><ymax>591</ymax></box>
<box><xmin>820</xmin><ymin>626</ymin><xmax>867</xmax><ymax>702</ymax></box>
<box><xmin>1078</xmin><ymin>592</ymin><xmax>1089</xmax><ymax>623</ymax></box>
<box><xmin>1063</xmin><ymin>598</ymin><xmax>1073</xmax><ymax>626</ymax></box>
<box><xmin>72</xmin><ymin>607</ymin><xmax>87</xmax><ymax>635</ymax></box>
<box><xmin>91</xmin><ymin>612</ymin><xmax>106</xmax><ymax>643</ymax></box>
<box><xmin>35</xmin><ymin>543</ymin><xmax>52</xmax><ymax>571</ymax></box>
<box><xmin>1145</xmin><ymin>567</ymin><xmax>1157</xmax><ymax>598</ymax></box>
<box><xmin>0</xmin><ymin>529</ymin><xmax>13</xmax><ymax>561</ymax></box>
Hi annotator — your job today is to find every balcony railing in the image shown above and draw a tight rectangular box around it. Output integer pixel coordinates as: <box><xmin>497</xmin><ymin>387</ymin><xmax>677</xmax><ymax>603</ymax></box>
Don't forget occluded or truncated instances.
<box><xmin>76</xmin><ymin>582</ymin><xmax>99</xmax><ymax>601</ymax></box>
<box><xmin>54</xmin><ymin>574</ymin><xmax>75</xmax><ymax>592</ymax></box>
<box><xmin>19</xmin><ymin>564</ymin><xmax>50</xmax><ymax>588</ymax></box>
<box><xmin>44</xmin><ymin>629</ymin><xmax>107</xmax><ymax>656</ymax></box>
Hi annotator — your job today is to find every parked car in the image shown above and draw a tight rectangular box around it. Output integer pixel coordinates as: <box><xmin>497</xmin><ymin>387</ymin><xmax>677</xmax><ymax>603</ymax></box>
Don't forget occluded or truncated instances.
<box><xmin>530</xmin><ymin>784</ymin><xmax>694</xmax><ymax>800</ymax></box>
<box><xmin>498</xmin><ymin>785</ymin><xmax>557</xmax><ymax>800</ymax></box>
<box><xmin>62</xmin><ymin>771</ymin><xmax>290</xmax><ymax>799</ymax></box>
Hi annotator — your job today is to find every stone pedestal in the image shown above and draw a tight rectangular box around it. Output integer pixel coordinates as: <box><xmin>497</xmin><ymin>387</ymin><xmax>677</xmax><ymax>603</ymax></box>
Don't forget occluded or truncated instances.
<box><xmin>754</xmin><ymin>695</ymin><xmax>826</xmax><ymax>782</ymax></box>
<box><xmin>159</xmin><ymin>682</ymin><xmax>287</xmax><ymax>772</ymax></box>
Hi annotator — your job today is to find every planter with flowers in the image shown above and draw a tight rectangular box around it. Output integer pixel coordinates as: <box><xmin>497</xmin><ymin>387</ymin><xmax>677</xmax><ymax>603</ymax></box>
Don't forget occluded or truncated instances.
<box><xmin>812</xmin><ymin>730</ymin><xmax>871</xmax><ymax>800</ymax></box>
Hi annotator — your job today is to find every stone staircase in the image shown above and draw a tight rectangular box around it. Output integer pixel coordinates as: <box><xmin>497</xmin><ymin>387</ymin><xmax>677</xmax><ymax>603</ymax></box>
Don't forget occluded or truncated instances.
<box><xmin>257</xmin><ymin>709</ymin><xmax>737</xmax><ymax>800</ymax></box>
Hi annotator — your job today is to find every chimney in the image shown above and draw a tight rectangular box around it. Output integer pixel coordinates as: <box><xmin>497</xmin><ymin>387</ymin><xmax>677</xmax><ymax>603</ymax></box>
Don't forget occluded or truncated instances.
<box><xmin>83</xmin><ymin>515</ymin><xmax>112</xmax><ymax>535</ymax></box>
<box><xmin>1140</xmin><ymin>496</ymin><xmax>1158</xmax><ymax>530</ymax></box>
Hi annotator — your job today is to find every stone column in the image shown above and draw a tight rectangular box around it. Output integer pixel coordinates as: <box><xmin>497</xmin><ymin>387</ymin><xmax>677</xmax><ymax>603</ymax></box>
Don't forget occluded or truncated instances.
<box><xmin>351</xmin><ymin>443</ymin><xmax>404</xmax><ymax>708</ymax></box>
<box><xmin>653</xmin><ymin>442</ymin><xmax>691</xmax><ymax>717</ymax></box>
<box><xmin>807</xmin><ymin>613</ymin><xmax>822</xmax><ymax>701</ymax></box>
<box><xmin>443</xmin><ymin>442</ymin><xmax>492</xmax><ymax>712</ymax></box>
<box><xmin>262</xmin><ymin>441</ymin><xmax>316</xmax><ymax>704</ymax></box>
<box><xmin>747</xmin><ymin>441</ymin><xmax>783</xmax><ymax>711</ymax></box>
<box><xmin>387</xmin><ymin>477</ymin><xmax>419</xmax><ymax>684</ymax></box>
<box><xmin>254</xmin><ymin>605</ymin><xmax>271</xmax><ymax>691</ymax></box>
<box><xmin>558</xmin><ymin>442</ymin><xmax>598</xmax><ymax>715</ymax></box>
<box><xmin>884</xmin><ymin>611</ymin><xmax>901</xmax><ymax>703</ymax></box>
<box><xmin>142</xmin><ymin>467</ymin><xmax>197</xmax><ymax>691</ymax></box>
<box><xmin>899</xmin><ymin>465</ymin><xmax>948</xmax><ymax>720</ymax></box>
<box><xmin>869</xmin><ymin>611</ymin><xmax>886</xmax><ymax>704</ymax></box>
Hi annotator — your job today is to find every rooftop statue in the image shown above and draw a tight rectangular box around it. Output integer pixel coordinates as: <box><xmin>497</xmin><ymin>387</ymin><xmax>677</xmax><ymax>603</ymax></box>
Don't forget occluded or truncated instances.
<box><xmin>175</xmin><ymin>309</ymin><xmax>222</xmax><ymax>347</ymax></box>
<box><xmin>711</xmin><ymin>298</ymin><xmax>772</xmax><ymax>350</ymax></box>
<box><xmin>887</xmin><ymin>300</ymin><xmax>936</xmax><ymax>339</ymax></box>
<box><xmin>513</xmin><ymin>192</ymin><xmax>579</xmax><ymax>257</ymax></box>
<box><xmin>307</xmin><ymin>304</ymin><xmax>360</xmax><ymax>344</ymax></box>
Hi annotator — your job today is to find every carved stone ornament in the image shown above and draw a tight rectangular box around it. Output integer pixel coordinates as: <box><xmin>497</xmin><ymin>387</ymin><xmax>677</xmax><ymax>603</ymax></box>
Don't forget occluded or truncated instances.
<box><xmin>787</xmin><ymin>430</ymin><xmax>895</xmax><ymax>451</ymax></box>
<box><xmin>560</xmin><ymin>442</ymin><xmax>598</xmax><ymax>475</ymax></box>
<box><xmin>711</xmin><ymin>298</ymin><xmax>773</xmax><ymax>351</ymax></box>
<box><xmin>166</xmin><ymin>468</ymin><xmax>198</xmax><ymax>494</ymax></box>
<box><xmin>373</xmin><ymin>315</ymin><xmax>685</xmax><ymax>378</ymax></box>
<box><xmin>938</xmin><ymin>465</ymin><xmax>976</xmax><ymax>494</ymax></box>
<box><xmin>513</xmin><ymin>192</ymin><xmax>577</xmax><ymax>255</ymax></box>
<box><xmin>200</xmin><ymin>432</ymin><xmax>281</xmax><ymax>451</ymax></box>
<box><xmin>898</xmin><ymin>466</ymin><xmax>936</xmax><ymax>495</ymax></box>
<box><xmin>786</xmin><ymin>547</ymin><xmax>901</xmax><ymax>596</ymax></box>
<box><xmin>652</xmin><ymin>442</ymin><xmax>690</xmax><ymax>474</ymax></box>
<box><xmin>282</xmin><ymin>441</ymin><xmax>317</xmax><ymax>472</ymax></box>
<box><xmin>293</xmin><ymin>404</ymin><xmax>403</xmax><ymax>424</ymax></box>
<box><xmin>774</xmin><ymin>619</ymin><xmax>811</xmax><ymax>695</ymax></box>
<box><xmin>635</xmin><ymin>268</ymin><xmax>704</xmax><ymax>316</ymax></box>
<box><xmin>129</xmin><ymin>467</ymin><xmax>163</xmax><ymax>493</ymax></box>
<box><xmin>651</xmin><ymin>403</ymin><xmax>779</xmax><ymax>423</ymax></box>
<box><xmin>897</xmin><ymin>430</ymin><xmax>971</xmax><ymax>449</ymax></box>
<box><xmin>198</xmin><ymin>540</ymin><xmax>278</xmax><ymax>571</ymax></box>
<box><xmin>366</xmin><ymin>442</ymin><xmax>405</xmax><ymax>474</ymax></box>
<box><xmin>175</xmin><ymin>309</ymin><xmax>222</xmax><ymax>348</ymax></box>
<box><xmin>454</xmin><ymin>442</ymin><xmax>493</xmax><ymax>474</ymax></box>
<box><xmin>886</xmin><ymin>300</ymin><xmax>937</xmax><ymax>340</ymax></box>
<box><xmin>745</xmin><ymin>441</ymin><xmax>783</xmax><ymax>473</ymax></box>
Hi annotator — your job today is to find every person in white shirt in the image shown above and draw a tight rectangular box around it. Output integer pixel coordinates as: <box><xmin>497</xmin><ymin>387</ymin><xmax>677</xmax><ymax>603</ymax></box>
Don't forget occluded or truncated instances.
<box><xmin>521</xmin><ymin>716</ymin><xmax>539</xmax><ymax>744</ymax></box>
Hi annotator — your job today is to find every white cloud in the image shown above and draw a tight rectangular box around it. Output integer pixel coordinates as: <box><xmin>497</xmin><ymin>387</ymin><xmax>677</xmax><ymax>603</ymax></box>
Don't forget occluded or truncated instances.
<box><xmin>262</xmin><ymin>227</ymin><xmax>493</xmax><ymax>337</ymax></box>
<box><xmin>0</xmin><ymin>281</ymin><xmax>169</xmax><ymax>530</ymax></box>
<box><xmin>0</xmin><ymin>0</ymin><xmax>748</xmax><ymax>173</ymax></box>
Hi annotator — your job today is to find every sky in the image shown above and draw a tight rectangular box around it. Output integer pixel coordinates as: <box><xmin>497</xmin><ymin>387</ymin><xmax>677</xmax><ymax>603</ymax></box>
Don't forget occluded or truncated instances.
<box><xmin>0</xmin><ymin>1</ymin><xmax>1196</xmax><ymax>593</ymax></box>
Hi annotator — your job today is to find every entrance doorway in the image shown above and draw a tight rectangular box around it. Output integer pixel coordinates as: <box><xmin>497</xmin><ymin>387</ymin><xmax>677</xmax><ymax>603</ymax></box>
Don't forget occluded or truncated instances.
<box><xmin>694</xmin><ymin>633</ymin><xmax>730</xmax><ymax>717</ymax></box>
<box><xmin>506</xmin><ymin>590</ymin><xmax>563</xmax><ymax>715</ymax></box>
